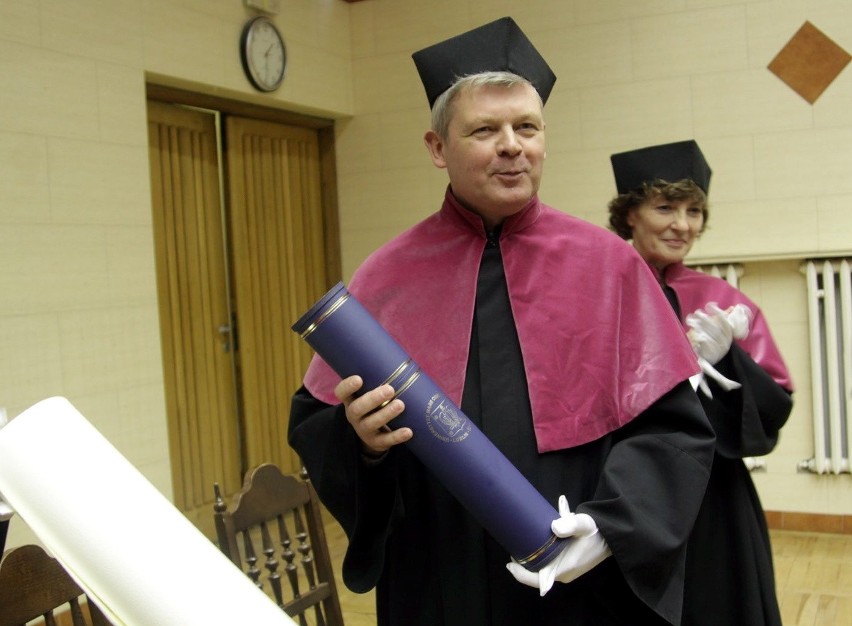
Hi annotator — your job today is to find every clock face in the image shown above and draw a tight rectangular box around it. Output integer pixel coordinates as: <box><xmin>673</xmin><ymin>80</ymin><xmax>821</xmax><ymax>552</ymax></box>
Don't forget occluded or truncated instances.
<box><xmin>241</xmin><ymin>16</ymin><xmax>286</xmax><ymax>92</ymax></box>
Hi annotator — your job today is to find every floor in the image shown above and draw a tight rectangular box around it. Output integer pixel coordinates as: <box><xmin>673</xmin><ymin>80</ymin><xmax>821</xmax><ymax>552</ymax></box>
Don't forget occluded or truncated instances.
<box><xmin>325</xmin><ymin>520</ymin><xmax>376</xmax><ymax>626</ymax></box>
<box><xmin>773</xmin><ymin>529</ymin><xmax>852</xmax><ymax>625</ymax></box>
<box><xmin>324</xmin><ymin>518</ymin><xmax>852</xmax><ymax>625</ymax></box>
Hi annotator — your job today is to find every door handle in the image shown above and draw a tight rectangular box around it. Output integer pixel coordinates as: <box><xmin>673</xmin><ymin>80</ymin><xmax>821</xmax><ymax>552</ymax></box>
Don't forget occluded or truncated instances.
<box><xmin>218</xmin><ymin>324</ymin><xmax>231</xmax><ymax>352</ymax></box>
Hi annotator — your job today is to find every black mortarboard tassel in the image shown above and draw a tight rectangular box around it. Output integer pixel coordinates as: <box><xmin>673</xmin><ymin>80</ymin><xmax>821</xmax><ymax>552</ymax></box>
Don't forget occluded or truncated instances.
<box><xmin>411</xmin><ymin>17</ymin><xmax>557</xmax><ymax>108</ymax></box>
<box><xmin>610</xmin><ymin>140</ymin><xmax>712</xmax><ymax>195</ymax></box>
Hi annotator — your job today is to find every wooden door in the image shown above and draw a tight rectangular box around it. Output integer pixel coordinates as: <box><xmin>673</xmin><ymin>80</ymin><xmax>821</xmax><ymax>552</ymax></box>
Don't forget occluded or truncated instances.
<box><xmin>147</xmin><ymin>100</ymin><xmax>332</xmax><ymax>533</ymax></box>
<box><xmin>147</xmin><ymin>101</ymin><xmax>241</xmax><ymax>533</ymax></box>
<box><xmin>224</xmin><ymin>116</ymin><xmax>328</xmax><ymax>474</ymax></box>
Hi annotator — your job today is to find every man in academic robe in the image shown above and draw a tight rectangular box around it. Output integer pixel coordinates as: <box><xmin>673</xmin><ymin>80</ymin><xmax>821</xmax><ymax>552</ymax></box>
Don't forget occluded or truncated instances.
<box><xmin>289</xmin><ymin>17</ymin><xmax>715</xmax><ymax>626</ymax></box>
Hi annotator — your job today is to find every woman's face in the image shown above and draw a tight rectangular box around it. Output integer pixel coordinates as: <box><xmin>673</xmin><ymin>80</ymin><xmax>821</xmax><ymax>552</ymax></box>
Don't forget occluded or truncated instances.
<box><xmin>627</xmin><ymin>194</ymin><xmax>704</xmax><ymax>269</ymax></box>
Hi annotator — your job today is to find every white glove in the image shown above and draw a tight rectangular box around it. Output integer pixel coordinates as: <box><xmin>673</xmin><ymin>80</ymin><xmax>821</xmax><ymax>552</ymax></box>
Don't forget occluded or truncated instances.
<box><xmin>686</xmin><ymin>302</ymin><xmax>750</xmax><ymax>365</ymax></box>
<box><xmin>691</xmin><ymin>356</ymin><xmax>742</xmax><ymax>399</ymax></box>
<box><xmin>724</xmin><ymin>304</ymin><xmax>752</xmax><ymax>339</ymax></box>
<box><xmin>506</xmin><ymin>496</ymin><xmax>611</xmax><ymax>596</ymax></box>
<box><xmin>686</xmin><ymin>303</ymin><xmax>752</xmax><ymax>396</ymax></box>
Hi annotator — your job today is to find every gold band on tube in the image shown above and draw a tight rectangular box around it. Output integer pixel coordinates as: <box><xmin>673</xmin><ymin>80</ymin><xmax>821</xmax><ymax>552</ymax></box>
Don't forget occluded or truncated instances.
<box><xmin>379</xmin><ymin>362</ymin><xmax>421</xmax><ymax>408</ymax></box>
<box><xmin>392</xmin><ymin>369</ymin><xmax>421</xmax><ymax>398</ymax></box>
<box><xmin>514</xmin><ymin>534</ymin><xmax>559</xmax><ymax>567</ymax></box>
<box><xmin>299</xmin><ymin>293</ymin><xmax>350</xmax><ymax>339</ymax></box>
<box><xmin>376</xmin><ymin>360</ymin><xmax>413</xmax><ymax>408</ymax></box>
<box><xmin>381</xmin><ymin>360</ymin><xmax>412</xmax><ymax>389</ymax></box>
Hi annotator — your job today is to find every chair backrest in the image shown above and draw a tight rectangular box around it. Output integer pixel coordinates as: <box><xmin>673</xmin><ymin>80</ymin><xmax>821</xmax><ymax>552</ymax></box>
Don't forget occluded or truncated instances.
<box><xmin>0</xmin><ymin>544</ymin><xmax>112</xmax><ymax>626</ymax></box>
<box><xmin>213</xmin><ymin>464</ymin><xmax>344</xmax><ymax>626</ymax></box>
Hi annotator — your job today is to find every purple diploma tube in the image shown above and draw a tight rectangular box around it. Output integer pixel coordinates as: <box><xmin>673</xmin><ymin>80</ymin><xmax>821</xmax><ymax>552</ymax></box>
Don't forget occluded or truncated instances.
<box><xmin>292</xmin><ymin>282</ymin><xmax>566</xmax><ymax>572</ymax></box>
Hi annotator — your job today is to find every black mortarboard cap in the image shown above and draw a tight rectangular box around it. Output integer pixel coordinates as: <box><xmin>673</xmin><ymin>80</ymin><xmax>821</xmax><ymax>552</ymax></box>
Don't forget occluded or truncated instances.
<box><xmin>412</xmin><ymin>17</ymin><xmax>557</xmax><ymax>108</ymax></box>
<box><xmin>610</xmin><ymin>140</ymin><xmax>712</xmax><ymax>194</ymax></box>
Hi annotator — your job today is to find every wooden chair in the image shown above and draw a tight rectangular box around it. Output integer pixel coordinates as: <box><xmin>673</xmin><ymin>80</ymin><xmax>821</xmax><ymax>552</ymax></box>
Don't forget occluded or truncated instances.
<box><xmin>0</xmin><ymin>544</ymin><xmax>112</xmax><ymax>626</ymax></box>
<box><xmin>213</xmin><ymin>464</ymin><xmax>344</xmax><ymax>626</ymax></box>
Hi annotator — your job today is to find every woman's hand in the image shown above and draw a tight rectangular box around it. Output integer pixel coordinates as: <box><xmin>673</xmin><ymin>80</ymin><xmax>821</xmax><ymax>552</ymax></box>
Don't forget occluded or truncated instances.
<box><xmin>686</xmin><ymin>302</ymin><xmax>751</xmax><ymax>365</ymax></box>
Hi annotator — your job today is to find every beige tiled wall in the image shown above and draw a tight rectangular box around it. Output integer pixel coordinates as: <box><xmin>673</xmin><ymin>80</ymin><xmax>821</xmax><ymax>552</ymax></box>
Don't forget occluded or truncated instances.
<box><xmin>0</xmin><ymin>0</ymin><xmax>352</xmax><ymax>549</ymax></box>
<box><xmin>1</xmin><ymin>0</ymin><xmax>850</xmax><ymax>555</ymax></box>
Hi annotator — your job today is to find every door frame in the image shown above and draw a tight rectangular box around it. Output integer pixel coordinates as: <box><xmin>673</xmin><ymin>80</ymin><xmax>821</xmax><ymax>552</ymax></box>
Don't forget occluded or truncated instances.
<box><xmin>145</xmin><ymin>73</ymin><xmax>341</xmax><ymax>285</ymax></box>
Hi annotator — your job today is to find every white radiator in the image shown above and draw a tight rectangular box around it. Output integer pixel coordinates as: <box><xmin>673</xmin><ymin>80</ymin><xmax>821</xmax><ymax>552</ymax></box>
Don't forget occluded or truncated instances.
<box><xmin>800</xmin><ymin>259</ymin><xmax>852</xmax><ymax>475</ymax></box>
<box><xmin>690</xmin><ymin>263</ymin><xmax>741</xmax><ymax>287</ymax></box>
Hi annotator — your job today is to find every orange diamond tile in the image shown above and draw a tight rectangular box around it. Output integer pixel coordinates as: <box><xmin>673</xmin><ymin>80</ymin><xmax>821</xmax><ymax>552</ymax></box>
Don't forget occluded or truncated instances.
<box><xmin>768</xmin><ymin>21</ymin><xmax>851</xmax><ymax>104</ymax></box>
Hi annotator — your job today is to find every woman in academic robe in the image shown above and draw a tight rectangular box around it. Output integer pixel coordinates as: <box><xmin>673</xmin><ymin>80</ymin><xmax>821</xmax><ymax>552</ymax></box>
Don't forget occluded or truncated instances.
<box><xmin>607</xmin><ymin>140</ymin><xmax>794</xmax><ymax>626</ymax></box>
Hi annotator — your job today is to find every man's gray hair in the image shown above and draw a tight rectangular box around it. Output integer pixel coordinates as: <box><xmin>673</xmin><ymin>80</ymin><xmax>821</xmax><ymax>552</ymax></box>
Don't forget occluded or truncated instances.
<box><xmin>430</xmin><ymin>71</ymin><xmax>543</xmax><ymax>139</ymax></box>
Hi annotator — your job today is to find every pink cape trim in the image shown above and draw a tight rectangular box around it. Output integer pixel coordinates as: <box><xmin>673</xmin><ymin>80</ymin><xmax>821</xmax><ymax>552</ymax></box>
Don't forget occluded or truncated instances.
<box><xmin>303</xmin><ymin>191</ymin><xmax>700</xmax><ymax>452</ymax></box>
<box><xmin>663</xmin><ymin>263</ymin><xmax>793</xmax><ymax>391</ymax></box>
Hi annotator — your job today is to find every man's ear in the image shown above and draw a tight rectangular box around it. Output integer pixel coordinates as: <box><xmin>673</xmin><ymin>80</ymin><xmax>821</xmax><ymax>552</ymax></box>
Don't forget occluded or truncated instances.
<box><xmin>424</xmin><ymin>130</ymin><xmax>447</xmax><ymax>169</ymax></box>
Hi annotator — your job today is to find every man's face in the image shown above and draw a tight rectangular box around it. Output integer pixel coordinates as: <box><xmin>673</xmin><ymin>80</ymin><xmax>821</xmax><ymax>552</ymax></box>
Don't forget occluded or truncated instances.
<box><xmin>424</xmin><ymin>82</ymin><xmax>546</xmax><ymax>229</ymax></box>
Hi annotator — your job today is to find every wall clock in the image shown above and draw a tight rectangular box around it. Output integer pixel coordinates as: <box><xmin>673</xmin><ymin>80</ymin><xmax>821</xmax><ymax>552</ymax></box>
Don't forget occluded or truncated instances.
<box><xmin>240</xmin><ymin>16</ymin><xmax>287</xmax><ymax>92</ymax></box>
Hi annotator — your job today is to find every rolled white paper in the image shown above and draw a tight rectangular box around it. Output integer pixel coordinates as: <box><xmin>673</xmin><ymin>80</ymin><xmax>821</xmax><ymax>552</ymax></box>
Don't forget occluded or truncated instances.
<box><xmin>0</xmin><ymin>397</ymin><xmax>296</xmax><ymax>626</ymax></box>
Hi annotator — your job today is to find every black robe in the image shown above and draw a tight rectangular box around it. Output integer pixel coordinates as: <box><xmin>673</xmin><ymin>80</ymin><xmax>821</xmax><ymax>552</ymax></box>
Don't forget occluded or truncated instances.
<box><xmin>290</xmin><ymin>235</ymin><xmax>715</xmax><ymax>626</ymax></box>
<box><xmin>0</xmin><ymin>519</ymin><xmax>8</xmax><ymax>556</ymax></box>
<box><xmin>664</xmin><ymin>287</ymin><xmax>792</xmax><ymax>626</ymax></box>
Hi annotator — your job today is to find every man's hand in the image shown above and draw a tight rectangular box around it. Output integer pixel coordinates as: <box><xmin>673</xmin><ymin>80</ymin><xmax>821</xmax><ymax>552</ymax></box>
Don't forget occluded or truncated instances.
<box><xmin>506</xmin><ymin>496</ymin><xmax>611</xmax><ymax>595</ymax></box>
<box><xmin>334</xmin><ymin>375</ymin><xmax>413</xmax><ymax>457</ymax></box>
